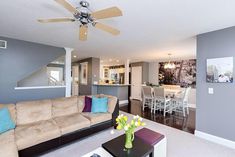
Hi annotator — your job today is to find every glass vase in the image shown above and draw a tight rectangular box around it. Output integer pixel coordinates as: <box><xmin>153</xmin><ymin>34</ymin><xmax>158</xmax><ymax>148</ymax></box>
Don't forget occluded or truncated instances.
<box><xmin>125</xmin><ymin>131</ymin><xmax>134</xmax><ymax>149</ymax></box>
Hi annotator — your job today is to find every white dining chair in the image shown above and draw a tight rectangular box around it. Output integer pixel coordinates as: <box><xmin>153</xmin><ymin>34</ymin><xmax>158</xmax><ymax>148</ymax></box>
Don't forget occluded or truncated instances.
<box><xmin>142</xmin><ymin>86</ymin><xmax>153</xmax><ymax>111</ymax></box>
<box><xmin>171</xmin><ymin>87</ymin><xmax>191</xmax><ymax>117</ymax></box>
<box><xmin>152</xmin><ymin>87</ymin><xmax>171</xmax><ymax>117</ymax></box>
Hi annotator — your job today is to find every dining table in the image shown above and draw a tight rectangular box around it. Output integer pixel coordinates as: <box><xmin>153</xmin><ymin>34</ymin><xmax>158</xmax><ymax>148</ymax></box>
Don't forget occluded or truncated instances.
<box><xmin>164</xmin><ymin>88</ymin><xmax>183</xmax><ymax>97</ymax></box>
<box><xmin>147</xmin><ymin>85</ymin><xmax>184</xmax><ymax>97</ymax></box>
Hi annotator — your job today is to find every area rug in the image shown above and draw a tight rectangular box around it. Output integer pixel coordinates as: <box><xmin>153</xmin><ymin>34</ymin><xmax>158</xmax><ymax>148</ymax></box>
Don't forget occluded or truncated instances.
<box><xmin>41</xmin><ymin>111</ymin><xmax>235</xmax><ymax>157</ymax></box>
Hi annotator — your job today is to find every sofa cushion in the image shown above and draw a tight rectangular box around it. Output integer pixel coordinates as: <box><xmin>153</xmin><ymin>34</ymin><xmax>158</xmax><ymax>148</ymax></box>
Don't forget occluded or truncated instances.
<box><xmin>81</xmin><ymin>112</ymin><xmax>112</xmax><ymax>125</ymax></box>
<box><xmin>53</xmin><ymin>113</ymin><xmax>90</xmax><ymax>135</ymax></box>
<box><xmin>78</xmin><ymin>96</ymin><xmax>85</xmax><ymax>113</ymax></box>
<box><xmin>52</xmin><ymin>96</ymin><xmax>78</xmax><ymax>118</ymax></box>
<box><xmin>106</xmin><ymin>95</ymin><xmax>118</xmax><ymax>113</ymax></box>
<box><xmin>0</xmin><ymin>104</ymin><xmax>16</xmax><ymax>124</ymax></box>
<box><xmin>0</xmin><ymin>130</ymin><xmax>15</xmax><ymax>144</ymax></box>
<box><xmin>0</xmin><ymin>108</ymin><xmax>15</xmax><ymax>134</ymax></box>
<box><xmin>0</xmin><ymin>130</ymin><xmax>18</xmax><ymax>157</ymax></box>
<box><xmin>15</xmin><ymin>119</ymin><xmax>61</xmax><ymax>150</ymax></box>
<box><xmin>16</xmin><ymin>99</ymin><xmax>52</xmax><ymax>125</ymax></box>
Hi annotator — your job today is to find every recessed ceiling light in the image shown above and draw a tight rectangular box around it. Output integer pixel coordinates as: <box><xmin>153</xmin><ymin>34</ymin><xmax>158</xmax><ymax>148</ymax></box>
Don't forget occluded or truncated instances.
<box><xmin>116</xmin><ymin>60</ymin><xmax>119</xmax><ymax>62</ymax></box>
<box><xmin>109</xmin><ymin>59</ymin><xmax>113</xmax><ymax>62</ymax></box>
<box><xmin>73</xmin><ymin>55</ymin><xmax>77</xmax><ymax>58</ymax></box>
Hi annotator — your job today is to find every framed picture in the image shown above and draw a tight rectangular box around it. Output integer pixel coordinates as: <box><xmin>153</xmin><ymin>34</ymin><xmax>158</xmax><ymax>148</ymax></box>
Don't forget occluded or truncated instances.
<box><xmin>159</xmin><ymin>59</ymin><xmax>196</xmax><ymax>88</ymax></box>
<box><xmin>206</xmin><ymin>57</ymin><xmax>233</xmax><ymax>83</ymax></box>
<box><xmin>80</xmin><ymin>62</ymin><xmax>88</xmax><ymax>85</ymax></box>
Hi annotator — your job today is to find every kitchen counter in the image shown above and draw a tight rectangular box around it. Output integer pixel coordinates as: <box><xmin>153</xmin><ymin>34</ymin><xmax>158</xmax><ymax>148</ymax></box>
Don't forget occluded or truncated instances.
<box><xmin>93</xmin><ymin>84</ymin><xmax>130</xmax><ymax>86</ymax></box>
<box><xmin>92</xmin><ymin>84</ymin><xmax>130</xmax><ymax>106</ymax></box>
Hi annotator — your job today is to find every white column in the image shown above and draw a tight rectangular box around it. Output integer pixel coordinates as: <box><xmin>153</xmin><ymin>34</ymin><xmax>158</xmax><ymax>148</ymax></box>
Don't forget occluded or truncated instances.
<box><xmin>64</xmin><ymin>47</ymin><xmax>73</xmax><ymax>97</ymax></box>
<box><xmin>124</xmin><ymin>59</ymin><xmax>130</xmax><ymax>84</ymax></box>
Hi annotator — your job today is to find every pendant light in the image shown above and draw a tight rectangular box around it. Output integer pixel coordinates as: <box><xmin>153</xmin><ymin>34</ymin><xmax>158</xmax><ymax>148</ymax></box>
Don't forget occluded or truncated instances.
<box><xmin>164</xmin><ymin>53</ymin><xmax>176</xmax><ymax>69</ymax></box>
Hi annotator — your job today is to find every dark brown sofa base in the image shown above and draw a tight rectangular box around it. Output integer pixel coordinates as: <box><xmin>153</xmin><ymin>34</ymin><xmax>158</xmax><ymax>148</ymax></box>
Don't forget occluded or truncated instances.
<box><xmin>19</xmin><ymin>100</ymin><xmax>119</xmax><ymax>157</ymax></box>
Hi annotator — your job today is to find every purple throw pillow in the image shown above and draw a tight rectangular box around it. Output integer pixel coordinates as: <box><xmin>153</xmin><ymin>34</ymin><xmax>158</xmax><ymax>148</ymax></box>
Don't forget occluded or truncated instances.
<box><xmin>82</xmin><ymin>96</ymin><xmax>92</xmax><ymax>112</ymax></box>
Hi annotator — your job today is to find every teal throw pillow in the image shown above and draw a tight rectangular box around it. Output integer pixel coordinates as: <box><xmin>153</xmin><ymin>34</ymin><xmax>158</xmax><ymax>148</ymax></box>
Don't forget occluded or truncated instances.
<box><xmin>91</xmin><ymin>96</ymin><xmax>108</xmax><ymax>113</ymax></box>
<box><xmin>0</xmin><ymin>108</ymin><xmax>16</xmax><ymax>134</ymax></box>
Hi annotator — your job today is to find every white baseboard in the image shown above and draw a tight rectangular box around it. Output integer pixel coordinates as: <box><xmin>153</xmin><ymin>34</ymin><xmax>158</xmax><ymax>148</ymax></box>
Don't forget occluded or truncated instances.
<box><xmin>195</xmin><ymin>130</ymin><xmax>235</xmax><ymax>149</ymax></box>
<box><xmin>119</xmin><ymin>100</ymin><xmax>129</xmax><ymax>107</ymax></box>
<box><xmin>129</xmin><ymin>97</ymin><xmax>142</xmax><ymax>101</ymax></box>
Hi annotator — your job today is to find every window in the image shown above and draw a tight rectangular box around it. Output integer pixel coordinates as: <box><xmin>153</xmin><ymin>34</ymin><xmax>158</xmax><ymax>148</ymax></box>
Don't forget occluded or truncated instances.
<box><xmin>50</xmin><ymin>71</ymin><xmax>60</xmax><ymax>81</ymax></box>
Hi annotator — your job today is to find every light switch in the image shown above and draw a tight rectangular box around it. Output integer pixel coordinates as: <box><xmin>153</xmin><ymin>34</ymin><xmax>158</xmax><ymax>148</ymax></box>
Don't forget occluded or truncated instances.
<box><xmin>208</xmin><ymin>88</ymin><xmax>214</xmax><ymax>94</ymax></box>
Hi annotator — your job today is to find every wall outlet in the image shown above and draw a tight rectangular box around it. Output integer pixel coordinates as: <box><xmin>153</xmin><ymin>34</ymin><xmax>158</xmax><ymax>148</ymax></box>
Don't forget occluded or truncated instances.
<box><xmin>208</xmin><ymin>88</ymin><xmax>214</xmax><ymax>94</ymax></box>
<box><xmin>0</xmin><ymin>40</ymin><xmax>7</xmax><ymax>49</ymax></box>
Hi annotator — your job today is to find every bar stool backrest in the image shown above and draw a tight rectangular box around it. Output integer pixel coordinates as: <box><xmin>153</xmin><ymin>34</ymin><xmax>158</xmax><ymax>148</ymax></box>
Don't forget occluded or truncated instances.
<box><xmin>183</xmin><ymin>87</ymin><xmax>191</xmax><ymax>102</ymax></box>
<box><xmin>142</xmin><ymin>86</ymin><xmax>153</xmax><ymax>98</ymax></box>
<box><xmin>153</xmin><ymin>87</ymin><xmax>165</xmax><ymax>99</ymax></box>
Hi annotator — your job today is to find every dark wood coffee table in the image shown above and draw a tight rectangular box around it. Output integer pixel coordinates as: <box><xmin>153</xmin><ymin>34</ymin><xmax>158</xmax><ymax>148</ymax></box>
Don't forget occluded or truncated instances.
<box><xmin>102</xmin><ymin>134</ymin><xmax>154</xmax><ymax>157</ymax></box>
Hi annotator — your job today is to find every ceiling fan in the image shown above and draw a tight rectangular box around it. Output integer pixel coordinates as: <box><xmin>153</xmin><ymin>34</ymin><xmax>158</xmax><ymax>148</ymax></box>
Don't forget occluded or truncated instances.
<box><xmin>38</xmin><ymin>0</ymin><xmax>123</xmax><ymax>41</ymax></box>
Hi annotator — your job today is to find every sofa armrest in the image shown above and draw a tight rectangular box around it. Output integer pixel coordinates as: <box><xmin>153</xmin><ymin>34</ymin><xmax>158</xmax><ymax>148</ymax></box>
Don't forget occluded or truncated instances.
<box><xmin>112</xmin><ymin>99</ymin><xmax>119</xmax><ymax>128</ymax></box>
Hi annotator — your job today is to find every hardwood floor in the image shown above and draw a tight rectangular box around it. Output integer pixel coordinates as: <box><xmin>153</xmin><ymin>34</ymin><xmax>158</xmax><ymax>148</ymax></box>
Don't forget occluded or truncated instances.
<box><xmin>120</xmin><ymin>99</ymin><xmax>195</xmax><ymax>134</ymax></box>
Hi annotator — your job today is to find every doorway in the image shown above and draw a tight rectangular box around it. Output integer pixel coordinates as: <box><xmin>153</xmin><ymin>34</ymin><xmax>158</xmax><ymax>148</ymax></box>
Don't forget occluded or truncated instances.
<box><xmin>131</xmin><ymin>66</ymin><xmax>142</xmax><ymax>100</ymax></box>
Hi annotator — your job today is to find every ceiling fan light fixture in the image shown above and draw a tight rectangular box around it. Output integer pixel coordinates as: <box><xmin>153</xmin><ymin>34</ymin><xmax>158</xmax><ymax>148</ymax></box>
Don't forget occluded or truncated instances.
<box><xmin>38</xmin><ymin>0</ymin><xmax>123</xmax><ymax>41</ymax></box>
<box><xmin>80</xmin><ymin>1</ymin><xmax>89</xmax><ymax>8</ymax></box>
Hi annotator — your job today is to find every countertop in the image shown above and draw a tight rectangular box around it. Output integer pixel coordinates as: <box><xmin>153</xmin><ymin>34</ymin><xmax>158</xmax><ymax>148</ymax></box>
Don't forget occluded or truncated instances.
<box><xmin>93</xmin><ymin>84</ymin><xmax>130</xmax><ymax>87</ymax></box>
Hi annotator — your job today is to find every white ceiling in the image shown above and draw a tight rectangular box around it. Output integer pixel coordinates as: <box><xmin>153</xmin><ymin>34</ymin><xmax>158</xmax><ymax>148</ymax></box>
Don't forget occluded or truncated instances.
<box><xmin>1</xmin><ymin>0</ymin><xmax>235</xmax><ymax>62</ymax></box>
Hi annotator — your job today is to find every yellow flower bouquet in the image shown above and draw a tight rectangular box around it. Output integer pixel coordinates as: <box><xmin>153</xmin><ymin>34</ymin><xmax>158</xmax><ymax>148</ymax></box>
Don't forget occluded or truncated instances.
<box><xmin>116</xmin><ymin>114</ymin><xmax>145</xmax><ymax>149</ymax></box>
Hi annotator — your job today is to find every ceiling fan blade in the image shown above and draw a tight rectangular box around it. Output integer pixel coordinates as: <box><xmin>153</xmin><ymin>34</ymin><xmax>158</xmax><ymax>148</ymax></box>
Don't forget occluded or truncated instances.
<box><xmin>38</xmin><ymin>18</ymin><xmax>75</xmax><ymax>23</ymax></box>
<box><xmin>94</xmin><ymin>22</ymin><xmax>120</xmax><ymax>35</ymax></box>
<box><xmin>55</xmin><ymin>0</ymin><xmax>79</xmax><ymax>14</ymax></box>
<box><xmin>91</xmin><ymin>7</ymin><xmax>122</xmax><ymax>20</ymax></box>
<box><xmin>79</xmin><ymin>25</ymin><xmax>88</xmax><ymax>41</ymax></box>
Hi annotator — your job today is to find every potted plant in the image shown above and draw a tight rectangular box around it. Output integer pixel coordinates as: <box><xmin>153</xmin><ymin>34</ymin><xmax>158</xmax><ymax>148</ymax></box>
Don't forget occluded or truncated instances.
<box><xmin>116</xmin><ymin>114</ymin><xmax>146</xmax><ymax>149</ymax></box>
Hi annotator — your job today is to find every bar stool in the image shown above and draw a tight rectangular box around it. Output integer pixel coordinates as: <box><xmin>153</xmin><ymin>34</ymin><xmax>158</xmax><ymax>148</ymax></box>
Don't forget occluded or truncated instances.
<box><xmin>152</xmin><ymin>87</ymin><xmax>171</xmax><ymax>116</ymax></box>
<box><xmin>142</xmin><ymin>86</ymin><xmax>153</xmax><ymax>111</ymax></box>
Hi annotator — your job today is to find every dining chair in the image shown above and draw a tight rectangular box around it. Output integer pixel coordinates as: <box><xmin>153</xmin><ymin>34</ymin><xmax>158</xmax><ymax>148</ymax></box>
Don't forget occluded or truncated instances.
<box><xmin>142</xmin><ymin>86</ymin><xmax>153</xmax><ymax>111</ymax></box>
<box><xmin>152</xmin><ymin>87</ymin><xmax>171</xmax><ymax>117</ymax></box>
<box><xmin>171</xmin><ymin>87</ymin><xmax>191</xmax><ymax>117</ymax></box>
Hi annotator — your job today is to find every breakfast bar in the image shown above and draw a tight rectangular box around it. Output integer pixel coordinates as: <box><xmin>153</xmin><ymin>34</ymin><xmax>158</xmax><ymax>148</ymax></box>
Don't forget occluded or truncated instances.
<box><xmin>93</xmin><ymin>84</ymin><xmax>130</xmax><ymax>106</ymax></box>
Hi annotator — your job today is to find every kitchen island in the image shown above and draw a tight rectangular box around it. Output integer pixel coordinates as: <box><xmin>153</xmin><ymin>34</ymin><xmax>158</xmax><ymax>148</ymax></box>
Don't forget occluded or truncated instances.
<box><xmin>92</xmin><ymin>84</ymin><xmax>130</xmax><ymax>106</ymax></box>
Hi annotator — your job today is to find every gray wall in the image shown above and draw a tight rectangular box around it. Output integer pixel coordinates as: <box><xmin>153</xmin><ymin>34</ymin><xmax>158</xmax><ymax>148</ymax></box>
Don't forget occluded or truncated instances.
<box><xmin>131</xmin><ymin>62</ymin><xmax>149</xmax><ymax>84</ymax></box>
<box><xmin>0</xmin><ymin>36</ymin><xmax>65</xmax><ymax>103</ymax></box>
<box><xmin>96</xmin><ymin>86</ymin><xmax>129</xmax><ymax>101</ymax></box>
<box><xmin>18</xmin><ymin>66</ymin><xmax>48</xmax><ymax>87</ymax></box>
<box><xmin>18</xmin><ymin>64</ymin><xmax>65</xmax><ymax>87</ymax></box>
<box><xmin>14</xmin><ymin>88</ymin><xmax>65</xmax><ymax>102</ymax></box>
<box><xmin>74</xmin><ymin>57</ymin><xmax>100</xmax><ymax>95</ymax></box>
<box><xmin>197</xmin><ymin>26</ymin><xmax>235</xmax><ymax>141</ymax></box>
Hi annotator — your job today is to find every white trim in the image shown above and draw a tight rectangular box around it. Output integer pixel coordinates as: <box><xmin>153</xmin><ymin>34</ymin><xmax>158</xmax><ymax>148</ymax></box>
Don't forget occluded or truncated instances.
<box><xmin>119</xmin><ymin>100</ymin><xmax>129</xmax><ymax>107</ymax></box>
<box><xmin>124</xmin><ymin>59</ymin><xmax>130</xmax><ymax>85</ymax></box>
<box><xmin>15</xmin><ymin>86</ymin><xmax>66</xmax><ymax>90</ymax></box>
<box><xmin>64</xmin><ymin>47</ymin><xmax>73</xmax><ymax>97</ymax></box>
<box><xmin>195</xmin><ymin>130</ymin><xmax>235</xmax><ymax>149</ymax></box>
<box><xmin>119</xmin><ymin>100</ymin><xmax>129</xmax><ymax>105</ymax></box>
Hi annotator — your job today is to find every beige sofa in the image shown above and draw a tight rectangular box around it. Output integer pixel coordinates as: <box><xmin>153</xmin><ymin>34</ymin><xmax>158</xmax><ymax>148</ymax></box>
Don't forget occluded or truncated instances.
<box><xmin>0</xmin><ymin>95</ymin><xmax>118</xmax><ymax>157</ymax></box>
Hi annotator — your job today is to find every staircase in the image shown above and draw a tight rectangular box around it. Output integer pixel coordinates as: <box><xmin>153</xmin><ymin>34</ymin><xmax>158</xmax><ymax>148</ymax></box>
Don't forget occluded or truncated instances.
<box><xmin>48</xmin><ymin>76</ymin><xmax>64</xmax><ymax>86</ymax></box>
